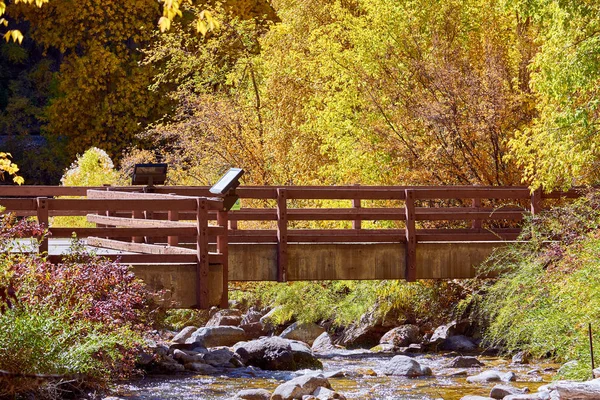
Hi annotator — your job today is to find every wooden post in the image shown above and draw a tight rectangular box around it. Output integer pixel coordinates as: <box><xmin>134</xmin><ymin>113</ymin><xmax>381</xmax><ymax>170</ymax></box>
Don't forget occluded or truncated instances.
<box><xmin>168</xmin><ymin>210</ymin><xmax>179</xmax><ymax>246</ymax></box>
<box><xmin>36</xmin><ymin>197</ymin><xmax>49</xmax><ymax>254</ymax></box>
<box><xmin>132</xmin><ymin>209</ymin><xmax>144</xmax><ymax>243</ymax></box>
<box><xmin>531</xmin><ymin>188</ymin><xmax>542</xmax><ymax>215</ymax></box>
<box><xmin>404</xmin><ymin>190</ymin><xmax>416</xmax><ymax>282</ymax></box>
<box><xmin>217</xmin><ymin>210</ymin><xmax>229</xmax><ymax>308</ymax></box>
<box><xmin>472</xmin><ymin>197</ymin><xmax>482</xmax><ymax>229</ymax></box>
<box><xmin>277</xmin><ymin>188</ymin><xmax>288</xmax><ymax>282</ymax></box>
<box><xmin>353</xmin><ymin>184</ymin><xmax>361</xmax><ymax>230</ymax></box>
<box><xmin>196</xmin><ymin>198</ymin><xmax>209</xmax><ymax>308</ymax></box>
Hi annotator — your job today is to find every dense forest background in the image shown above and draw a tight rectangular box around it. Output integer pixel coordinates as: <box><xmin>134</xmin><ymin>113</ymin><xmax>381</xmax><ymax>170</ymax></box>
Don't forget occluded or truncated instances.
<box><xmin>0</xmin><ymin>0</ymin><xmax>599</xmax><ymax>190</ymax></box>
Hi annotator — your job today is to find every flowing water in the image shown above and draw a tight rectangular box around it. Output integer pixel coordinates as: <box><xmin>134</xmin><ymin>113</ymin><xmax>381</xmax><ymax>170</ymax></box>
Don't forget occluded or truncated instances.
<box><xmin>113</xmin><ymin>352</ymin><xmax>558</xmax><ymax>399</ymax></box>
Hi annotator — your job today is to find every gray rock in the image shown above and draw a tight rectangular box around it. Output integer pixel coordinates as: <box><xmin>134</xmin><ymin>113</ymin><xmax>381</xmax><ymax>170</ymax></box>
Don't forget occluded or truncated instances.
<box><xmin>271</xmin><ymin>374</ymin><xmax>331</xmax><ymax>400</ymax></box>
<box><xmin>370</xmin><ymin>343</ymin><xmax>398</xmax><ymax>353</ymax></box>
<box><xmin>206</xmin><ymin>309</ymin><xmax>243</xmax><ymax>327</ymax></box>
<box><xmin>204</xmin><ymin>348</ymin><xmax>236</xmax><ymax>367</ymax></box>
<box><xmin>380</xmin><ymin>355</ymin><xmax>432</xmax><ymax>377</ymax></box>
<box><xmin>460</xmin><ymin>397</ymin><xmax>493</xmax><ymax>400</ymax></box>
<box><xmin>440</xmin><ymin>335</ymin><xmax>477</xmax><ymax>352</ymax></box>
<box><xmin>234</xmin><ymin>337</ymin><xmax>322</xmax><ymax>371</ymax></box>
<box><xmin>172</xmin><ymin>349</ymin><xmax>204</xmax><ymax>364</ymax></box>
<box><xmin>466</xmin><ymin>370</ymin><xmax>516</xmax><ymax>383</ymax></box>
<box><xmin>429</xmin><ymin>320</ymin><xmax>471</xmax><ymax>346</ymax></box>
<box><xmin>379</xmin><ymin>325</ymin><xmax>421</xmax><ymax>347</ymax></box>
<box><xmin>157</xmin><ymin>360</ymin><xmax>185</xmax><ymax>373</ymax></box>
<box><xmin>557</xmin><ymin>360</ymin><xmax>579</xmax><ymax>376</ymax></box>
<box><xmin>312</xmin><ymin>386</ymin><xmax>346</xmax><ymax>399</ymax></box>
<box><xmin>185</xmin><ymin>362</ymin><xmax>218</xmax><ymax>374</ymax></box>
<box><xmin>512</xmin><ymin>351</ymin><xmax>530</xmax><ymax>365</ymax></box>
<box><xmin>185</xmin><ymin>326</ymin><xmax>247</xmax><ymax>348</ymax></box>
<box><xmin>234</xmin><ymin>388</ymin><xmax>271</xmax><ymax>400</ymax></box>
<box><xmin>280</xmin><ymin>322</ymin><xmax>326</xmax><ymax>346</ymax></box>
<box><xmin>490</xmin><ymin>384</ymin><xmax>529</xmax><ymax>399</ymax></box>
<box><xmin>448</xmin><ymin>356</ymin><xmax>484</xmax><ymax>368</ymax></box>
<box><xmin>503</xmin><ymin>395</ymin><xmax>545</xmax><ymax>400</ymax></box>
<box><xmin>171</xmin><ymin>326</ymin><xmax>197</xmax><ymax>344</ymax></box>
<box><xmin>241</xmin><ymin>308</ymin><xmax>263</xmax><ymax>325</ymax></box>
<box><xmin>336</xmin><ymin>305</ymin><xmax>404</xmax><ymax>348</ymax></box>
<box><xmin>311</xmin><ymin>332</ymin><xmax>336</xmax><ymax>353</ymax></box>
<box><xmin>545</xmin><ymin>378</ymin><xmax>600</xmax><ymax>399</ymax></box>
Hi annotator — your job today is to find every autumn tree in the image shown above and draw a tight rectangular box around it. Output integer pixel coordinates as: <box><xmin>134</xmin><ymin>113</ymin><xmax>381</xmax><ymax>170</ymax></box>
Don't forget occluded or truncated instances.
<box><xmin>507</xmin><ymin>0</ymin><xmax>600</xmax><ymax>190</ymax></box>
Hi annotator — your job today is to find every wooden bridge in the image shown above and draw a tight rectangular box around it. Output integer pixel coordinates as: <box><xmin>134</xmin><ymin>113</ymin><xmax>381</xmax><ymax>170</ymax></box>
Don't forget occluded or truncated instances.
<box><xmin>0</xmin><ymin>185</ymin><xmax>577</xmax><ymax>309</ymax></box>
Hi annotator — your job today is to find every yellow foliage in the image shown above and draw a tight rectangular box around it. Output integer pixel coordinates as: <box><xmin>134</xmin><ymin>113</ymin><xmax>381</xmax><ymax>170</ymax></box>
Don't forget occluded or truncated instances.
<box><xmin>0</xmin><ymin>152</ymin><xmax>24</xmax><ymax>185</ymax></box>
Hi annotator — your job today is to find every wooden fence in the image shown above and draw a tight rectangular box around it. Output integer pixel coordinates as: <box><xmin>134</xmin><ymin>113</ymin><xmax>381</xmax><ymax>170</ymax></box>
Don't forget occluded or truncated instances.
<box><xmin>0</xmin><ymin>185</ymin><xmax>579</xmax><ymax>305</ymax></box>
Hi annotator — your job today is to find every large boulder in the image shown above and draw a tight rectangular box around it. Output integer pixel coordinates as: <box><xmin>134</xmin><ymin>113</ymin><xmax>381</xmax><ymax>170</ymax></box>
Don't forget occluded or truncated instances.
<box><xmin>544</xmin><ymin>378</ymin><xmax>600</xmax><ymax>399</ymax></box>
<box><xmin>270</xmin><ymin>374</ymin><xmax>331</xmax><ymax>400</ymax></box>
<box><xmin>336</xmin><ymin>305</ymin><xmax>404</xmax><ymax>348</ymax></box>
<box><xmin>205</xmin><ymin>309</ymin><xmax>243</xmax><ymax>327</ymax></box>
<box><xmin>280</xmin><ymin>322</ymin><xmax>326</xmax><ymax>346</ymax></box>
<box><xmin>311</xmin><ymin>332</ymin><xmax>336</xmax><ymax>354</ymax></box>
<box><xmin>380</xmin><ymin>355</ymin><xmax>432</xmax><ymax>377</ymax></box>
<box><xmin>379</xmin><ymin>325</ymin><xmax>421</xmax><ymax>347</ymax></box>
<box><xmin>234</xmin><ymin>337</ymin><xmax>322</xmax><ymax>371</ymax></box>
<box><xmin>428</xmin><ymin>320</ymin><xmax>471</xmax><ymax>347</ymax></box>
<box><xmin>185</xmin><ymin>326</ymin><xmax>247</xmax><ymax>348</ymax></box>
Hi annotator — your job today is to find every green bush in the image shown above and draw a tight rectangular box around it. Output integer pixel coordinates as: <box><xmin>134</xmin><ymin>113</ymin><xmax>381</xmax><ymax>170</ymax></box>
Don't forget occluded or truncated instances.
<box><xmin>479</xmin><ymin>191</ymin><xmax>600</xmax><ymax>380</ymax></box>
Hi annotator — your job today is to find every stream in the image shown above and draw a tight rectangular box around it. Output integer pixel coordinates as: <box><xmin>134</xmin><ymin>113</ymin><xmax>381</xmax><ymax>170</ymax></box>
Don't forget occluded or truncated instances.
<box><xmin>112</xmin><ymin>352</ymin><xmax>558</xmax><ymax>399</ymax></box>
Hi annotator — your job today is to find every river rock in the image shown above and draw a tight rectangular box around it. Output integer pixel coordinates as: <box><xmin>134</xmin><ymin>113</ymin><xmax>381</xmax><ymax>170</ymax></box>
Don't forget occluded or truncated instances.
<box><xmin>380</xmin><ymin>355</ymin><xmax>432</xmax><ymax>377</ymax></box>
<box><xmin>511</xmin><ymin>351</ymin><xmax>530</xmax><ymax>365</ymax></box>
<box><xmin>370</xmin><ymin>343</ymin><xmax>397</xmax><ymax>353</ymax></box>
<box><xmin>460</xmin><ymin>397</ymin><xmax>493</xmax><ymax>400</ymax></box>
<box><xmin>156</xmin><ymin>359</ymin><xmax>186</xmax><ymax>373</ymax></box>
<box><xmin>336</xmin><ymin>305</ymin><xmax>404</xmax><ymax>348</ymax></box>
<box><xmin>280</xmin><ymin>322</ymin><xmax>326</xmax><ymax>346</ymax></box>
<box><xmin>429</xmin><ymin>320</ymin><xmax>470</xmax><ymax>345</ymax></box>
<box><xmin>379</xmin><ymin>324</ymin><xmax>421</xmax><ymax>347</ymax></box>
<box><xmin>311</xmin><ymin>332</ymin><xmax>336</xmax><ymax>353</ymax></box>
<box><xmin>490</xmin><ymin>384</ymin><xmax>529</xmax><ymax>399</ymax></box>
<box><xmin>439</xmin><ymin>335</ymin><xmax>477</xmax><ymax>352</ymax></box>
<box><xmin>185</xmin><ymin>326</ymin><xmax>247</xmax><ymax>348</ymax></box>
<box><xmin>234</xmin><ymin>388</ymin><xmax>271</xmax><ymax>400</ymax></box>
<box><xmin>172</xmin><ymin>348</ymin><xmax>205</xmax><ymax>364</ymax></box>
<box><xmin>271</xmin><ymin>374</ymin><xmax>332</xmax><ymax>400</ymax></box>
<box><xmin>503</xmin><ymin>395</ymin><xmax>545</xmax><ymax>400</ymax></box>
<box><xmin>544</xmin><ymin>378</ymin><xmax>600</xmax><ymax>399</ymax></box>
<box><xmin>172</xmin><ymin>326</ymin><xmax>197</xmax><ymax>344</ymax></box>
<box><xmin>312</xmin><ymin>386</ymin><xmax>346</xmax><ymax>399</ymax></box>
<box><xmin>466</xmin><ymin>370</ymin><xmax>516</xmax><ymax>383</ymax></box>
<box><xmin>205</xmin><ymin>309</ymin><xmax>243</xmax><ymax>327</ymax></box>
<box><xmin>448</xmin><ymin>356</ymin><xmax>483</xmax><ymax>368</ymax></box>
<box><xmin>203</xmin><ymin>348</ymin><xmax>237</xmax><ymax>367</ymax></box>
<box><xmin>234</xmin><ymin>336</ymin><xmax>322</xmax><ymax>371</ymax></box>
<box><xmin>185</xmin><ymin>362</ymin><xmax>218</xmax><ymax>374</ymax></box>
<box><xmin>259</xmin><ymin>306</ymin><xmax>290</xmax><ymax>329</ymax></box>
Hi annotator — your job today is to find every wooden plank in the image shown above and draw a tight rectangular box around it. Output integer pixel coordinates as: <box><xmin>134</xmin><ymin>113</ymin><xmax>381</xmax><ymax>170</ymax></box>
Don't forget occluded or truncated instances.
<box><xmin>0</xmin><ymin>198</ymin><xmax>37</xmax><ymax>211</ymax></box>
<box><xmin>47</xmin><ymin>198</ymin><xmax>198</xmax><ymax>211</ymax></box>
<box><xmin>49</xmin><ymin>227</ymin><xmax>197</xmax><ymax>238</ymax></box>
<box><xmin>86</xmin><ymin>237</ymin><xmax>196</xmax><ymax>254</ymax></box>
<box><xmin>277</xmin><ymin>188</ymin><xmax>288</xmax><ymax>282</ymax></box>
<box><xmin>285</xmin><ymin>188</ymin><xmax>407</xmax><ymax>200</ymax></box>
<box><xmin>287</xmin><ymin>208</ymin><xmax>406</xmax><ymax>221</ymax></box>
<box><xmin>196</xmin><ymin>198</ymin><xmax>209</xmax><ymax>309</ymax></box>
<box><xmin>404</xmin><ymin>190</ymin><xmax>416</xmax><ymax>282</ymax></box>
<box><xmin>47</xmin><ymin>253</ymin><xmax>222</xmax><ymax>264</ymax></box>
<box><xmin>87</xmin><ymin>189</ymin><xmax>197</xmax><ymax>200</ymax></box>
<box><xmin>412</xmin><ymin>188</ymin><xmax>531</xmax><ymax>200</ymax></box>
<box><xmin>415</xmin><ymin>207</ymin><xmax>525</xmax><ymax>220</ymax></box>
<box><xmin>217</xmin><ymin>210</ymin><xmax>229</xmax><ymax>308</ymax></box>
<box><xmin>87</xmin><ymin>214</ymin><xmax>195</xmax><ymax>228</ymax></box>
<box><xmin>36</xmin><ymin>197</ymin><xmax>48</xmax><ymax>254</ymax></box>
<box><xmin>416</xmin><ymin>232</ymin><xmax>521</xmax><ymax>241</ymax></box>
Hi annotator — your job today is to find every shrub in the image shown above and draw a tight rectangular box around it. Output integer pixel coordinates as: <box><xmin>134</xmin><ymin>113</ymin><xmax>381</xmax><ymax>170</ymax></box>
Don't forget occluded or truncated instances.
<box><xmin>478</xmin><ymin>190</ymin><xmax>600</xmax><ymax>380</ymax></box>
<box><xmin>0</xmin><ymin>215</ymin><xmax>160</xmax><ymax>398</ymax></box>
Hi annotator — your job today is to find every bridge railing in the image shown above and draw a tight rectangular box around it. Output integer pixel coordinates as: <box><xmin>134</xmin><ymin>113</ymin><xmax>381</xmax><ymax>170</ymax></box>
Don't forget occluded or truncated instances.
<box><xmin>0</xmin><ymin>185</ymin><xmax>579</xmax><ymax>283</ymax></box>
<box><xmin>0</xmin><ymin>191</ymin><xmax>227</xmax><ymax>308</ymax></box>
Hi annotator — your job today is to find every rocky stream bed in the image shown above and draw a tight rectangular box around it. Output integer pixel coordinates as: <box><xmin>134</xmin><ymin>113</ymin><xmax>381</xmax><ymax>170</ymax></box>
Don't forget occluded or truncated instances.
<box><xmin>104</xmin><ymin>308</ymin><xmax>600</xmax><ymax>399</ymax></box>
